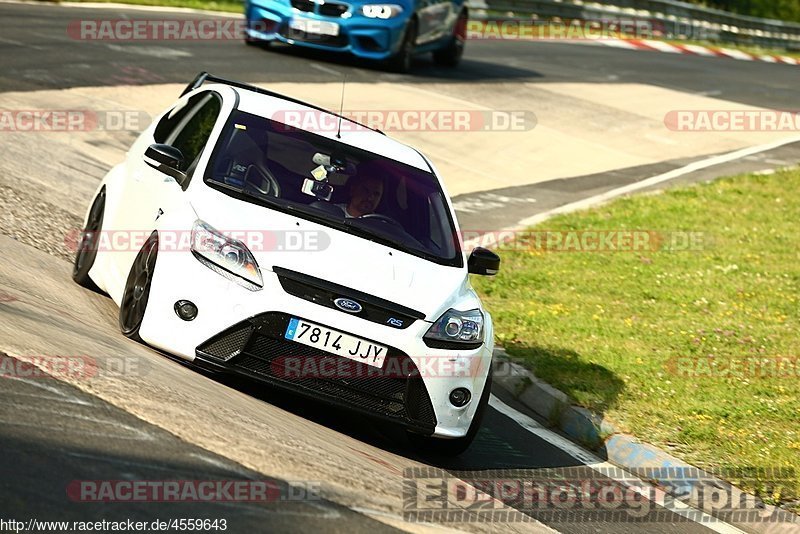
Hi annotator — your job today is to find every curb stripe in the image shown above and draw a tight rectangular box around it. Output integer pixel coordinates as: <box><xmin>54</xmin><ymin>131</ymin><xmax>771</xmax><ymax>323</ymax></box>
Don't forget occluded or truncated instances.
<box><xmin>598</xmin><ymin>39</ymin><xmax>798</xmax><ymax>67</ymax></box>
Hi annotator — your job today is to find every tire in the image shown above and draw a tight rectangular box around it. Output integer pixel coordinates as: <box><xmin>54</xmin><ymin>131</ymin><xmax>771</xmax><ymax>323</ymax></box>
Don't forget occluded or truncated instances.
<box><xmin>387</xmin><ymin>18</ymin><xmax>417</xmax><ymax>73</ymax></box>
<box><xmin>72</xmin><ymin>188</ymin><xmax>105</xmax><ymax>290</ymax></box>
<box><xmin>119</xmin><ymin>232</ymin><xmax>159</xmax><ymax>342</ymax></box>
<box><xmin>432</xmin><ymin>10</ymin><xmax>467</xmax><ymax>67</ymax></box>
<box><xmin>407</xmin><ymin>367</ymin><xmax>492</xmax><ymax>457</ymax></box>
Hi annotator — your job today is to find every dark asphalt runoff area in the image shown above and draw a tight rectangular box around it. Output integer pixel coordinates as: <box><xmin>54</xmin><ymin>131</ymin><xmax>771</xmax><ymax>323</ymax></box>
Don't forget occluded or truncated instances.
<box><xmin>0</xmin><ymin>1</ymin><xmax>798</xmax><ymax>110</ymax></box>
<box><xmin>1</xmin><ymin>2</ymin><xmax>797</xmax><ymax>532</ymax></box>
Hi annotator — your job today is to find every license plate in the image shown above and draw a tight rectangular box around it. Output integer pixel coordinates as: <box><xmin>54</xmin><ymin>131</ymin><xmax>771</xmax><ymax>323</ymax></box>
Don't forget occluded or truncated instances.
<box><xmin>289</xmin><ymin>17</ymin><xmax>340</xmax><ymax>36</ymax></box>
<box><xmin>285</xmin><ymin>318</ymin><xmax>387</xmax><ymax>368</ymax></box>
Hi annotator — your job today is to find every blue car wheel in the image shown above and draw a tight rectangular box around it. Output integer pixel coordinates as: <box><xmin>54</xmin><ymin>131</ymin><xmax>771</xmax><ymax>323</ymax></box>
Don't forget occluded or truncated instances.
<box><xmin>387</xmin><ymin>18</ymin><xmax>417</xmax><ymax>73</ymax></box>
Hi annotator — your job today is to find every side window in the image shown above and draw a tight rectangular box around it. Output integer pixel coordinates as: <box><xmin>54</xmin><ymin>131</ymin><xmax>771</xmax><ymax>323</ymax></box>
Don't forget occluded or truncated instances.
<box><xmin>154</xmin><ymin>92</ymin><xmax>222</xmax><ymax>189</ymax></box>
<box><xmin>169</xmin><ymin>93</ymin><xmax>221</xmax><ymax>170</ymax></box>
<box><xmin>153</xmin><ymin>93</ymin><xmax>203</xmax><ymax>144</ymax></box>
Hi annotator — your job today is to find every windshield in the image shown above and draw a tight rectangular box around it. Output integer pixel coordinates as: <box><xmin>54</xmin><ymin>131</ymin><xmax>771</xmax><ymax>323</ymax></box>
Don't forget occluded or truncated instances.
<box><xmin>204</xmin><ymin>110</ymin><xmax>461</xmax><ymax>266</ymax></box>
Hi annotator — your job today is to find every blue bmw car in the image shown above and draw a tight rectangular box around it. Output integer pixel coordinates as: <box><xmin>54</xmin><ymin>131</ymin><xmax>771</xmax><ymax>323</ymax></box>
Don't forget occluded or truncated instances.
<box><xmin>244</xmin><ymin>0</ymin><xmax>468</xmax><ymax>72</ymax></box>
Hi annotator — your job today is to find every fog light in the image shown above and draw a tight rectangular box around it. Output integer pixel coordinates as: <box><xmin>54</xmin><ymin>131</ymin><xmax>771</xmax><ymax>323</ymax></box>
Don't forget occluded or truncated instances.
<box><xmin>174</xmin><ymin>300</ymin><xmax>198</xmax><ymax>321</ymax></box>
<box><xmin>449</xmin><ymin>388</ymin><xmax>471</xmax><ymax>407</ymax></box>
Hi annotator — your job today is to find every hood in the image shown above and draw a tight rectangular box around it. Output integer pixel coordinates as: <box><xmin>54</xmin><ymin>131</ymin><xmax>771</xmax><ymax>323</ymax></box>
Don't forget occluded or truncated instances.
<box><xmin>190</xmin><ymin>187</ymin><xmax>473</xmax><ymax>321</ymax></box>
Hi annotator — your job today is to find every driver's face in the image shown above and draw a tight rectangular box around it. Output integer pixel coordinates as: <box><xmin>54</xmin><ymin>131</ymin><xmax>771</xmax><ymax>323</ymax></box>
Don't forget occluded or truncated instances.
<box><xmin>348</xmin><ymin>178</ymin><xmax>383</xmax><ymax>217</ymax></box>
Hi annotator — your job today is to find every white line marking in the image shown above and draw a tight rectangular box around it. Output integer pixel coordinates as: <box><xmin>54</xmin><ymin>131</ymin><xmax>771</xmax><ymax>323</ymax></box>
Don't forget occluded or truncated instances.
<box><xmin>716</xmin><ymin>48</ymin><xmax>754</xmax><ymax>60</ymax></box>
<box><xmin>681</xmin><ymin>44</ymin><xmax>718</xmax><ymax>57</ymax></box>
<box><xmin>105</xmin><ymin>44</ymin><xmax>192</xmax><ymax>59</ymax></box>
<box><xmin>465</xmin><ymin>135</ymin><xmax>800</xmax><ymax>250</ymax></box>
<box><xmin>640</xmin><ymin>39</ymin><xmax>682</xmax><ymax>53</ymax></box>
<box><xmin>65</xmin><ymin>451</ymin><xmax>224</xmax><ymax>474</ymax></box>
<box><xmin>29</xmin><ymin>31</ymin><xmax>72</xmax><ymax>43</ymax></box>
<box><xmin>0</xmin><ymin>36</ymin><xmax>24</xmax><ymax>46</ymax></box>
<box><xmin>518</xmin><ymin>136</ymin><xmax>800</xmax><ymax>226</ymax></box>
<box><xmin>188</xmin><ymin>452</ymin><xmax>259</xmax><ymax>479</ymax></box>
<box><xmin>1</xmin><ymin>404</ymin><xmax>156</xmax><ymax>440</ymax></box>
<box><xmin>695</xmin><ymin>89</ymin><xmax>722</xmax><ymax>97</ymax></box>
<box><xmin>489</xmin><ymin>395</ymin><xmax>748</xmax><ymax>534</ymax></box>
<box><xmin>599</xmin><ymin>39</ymin><xmax>641</xmax><ymax>50</ymax></box>
<box><xmin>309</xmin><ymin>63</ymin><xmax>342</xmax><ymax>76</ymax></box>
<box><xmin>3</xmin><ymin>390</ymin><xmax>93</xmax><ymax>406</ymax></box>
<box><xmin>4</xmin><ymin>375</ymin><xmax>92</xmax><ymax>405</ymax></box>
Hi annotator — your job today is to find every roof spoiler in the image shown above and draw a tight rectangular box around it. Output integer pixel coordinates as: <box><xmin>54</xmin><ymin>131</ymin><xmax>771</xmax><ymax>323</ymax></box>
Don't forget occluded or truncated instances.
<box><xmin>180</xmin><ymin>71</ymin><xmax>384</xmax><ymax>135</ymax></box>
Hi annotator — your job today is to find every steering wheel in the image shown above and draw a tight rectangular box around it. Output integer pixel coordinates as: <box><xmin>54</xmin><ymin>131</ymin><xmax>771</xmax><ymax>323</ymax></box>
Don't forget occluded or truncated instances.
<box><xmin>359</xmin><ymin>213</ymin><xmax>402</xmax><ymax>228</ymax></box>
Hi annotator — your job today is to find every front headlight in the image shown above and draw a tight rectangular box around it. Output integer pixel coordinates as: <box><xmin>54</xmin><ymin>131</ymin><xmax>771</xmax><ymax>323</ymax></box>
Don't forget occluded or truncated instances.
<box><xmin>424</xmin><ymin>308</ymin><xmax>484</xmax><ymax>348</ymax></box>
<box><xmin>361</xmin><ymin>4</ymin><xmax>403</xmax><ymax>18</ymax></box>
<box><xmin>191</xmin><ymin>220</ymin><xmax>263</xmax><ymax>290</ymax></box>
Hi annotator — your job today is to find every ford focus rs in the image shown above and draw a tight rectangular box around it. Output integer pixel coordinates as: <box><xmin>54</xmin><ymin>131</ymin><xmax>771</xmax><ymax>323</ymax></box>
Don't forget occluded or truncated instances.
<box><xmin>73</xmin><ymin>72</ymin><xmax>500</xmax><ymax>455</ymax></box>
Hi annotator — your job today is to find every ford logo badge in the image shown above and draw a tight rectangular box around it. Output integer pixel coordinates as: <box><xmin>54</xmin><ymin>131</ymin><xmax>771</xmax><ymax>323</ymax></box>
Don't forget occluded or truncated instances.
<box><xmin>334</xmin><ymin>297</ymin><xmax>362</xmax><ymax>313</ymax></box>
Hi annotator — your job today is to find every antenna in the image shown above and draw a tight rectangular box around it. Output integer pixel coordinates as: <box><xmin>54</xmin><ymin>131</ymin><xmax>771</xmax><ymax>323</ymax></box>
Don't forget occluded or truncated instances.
<box><xmin>336</xmin><ymin>75</ymin><xmax>346</xmax><ymax>139</ymax></box>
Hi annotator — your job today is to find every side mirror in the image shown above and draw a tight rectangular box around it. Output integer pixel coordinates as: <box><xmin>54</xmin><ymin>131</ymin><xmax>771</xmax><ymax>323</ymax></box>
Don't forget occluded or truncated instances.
<box><xmin>468</xmin><ymin>247</ymin><xmax>500</xmax><ymax>276</ymax></box>
<box><xmin>144</xmin><ymin>143</ymin><xmax>186</xmax><ymax>182</ymax></box>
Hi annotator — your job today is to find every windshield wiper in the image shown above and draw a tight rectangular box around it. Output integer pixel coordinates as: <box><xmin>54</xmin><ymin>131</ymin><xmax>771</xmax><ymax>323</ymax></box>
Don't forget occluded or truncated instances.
<box><xmin>343</xmin><ymin>218</ymin><xmax>439</xmax><ymax>262</ymax></box>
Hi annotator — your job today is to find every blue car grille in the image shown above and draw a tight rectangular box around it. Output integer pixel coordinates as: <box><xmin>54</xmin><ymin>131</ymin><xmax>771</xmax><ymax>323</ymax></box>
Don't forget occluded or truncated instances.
<box><xmin>290</xmin><ymin>0</ymin><xmax>349</xmax><ymax>17</ymax></box>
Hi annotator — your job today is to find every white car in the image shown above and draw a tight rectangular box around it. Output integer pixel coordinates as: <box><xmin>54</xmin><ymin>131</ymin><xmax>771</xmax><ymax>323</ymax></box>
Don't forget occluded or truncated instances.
<box><xmin>73</xmin><ymin>73</ymin><xmax>501</xmax><ymax>456</ymax></box>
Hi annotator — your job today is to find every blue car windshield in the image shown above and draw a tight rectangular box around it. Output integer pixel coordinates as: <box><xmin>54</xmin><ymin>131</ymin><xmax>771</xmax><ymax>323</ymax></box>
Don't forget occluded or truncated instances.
<box><xmin>205</xmin><ymin>110</ymin><xmax>461</xmax><ymax>267</ymax></box>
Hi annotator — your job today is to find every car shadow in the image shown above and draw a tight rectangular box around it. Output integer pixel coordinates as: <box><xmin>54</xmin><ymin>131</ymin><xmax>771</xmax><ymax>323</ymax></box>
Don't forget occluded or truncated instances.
<box><xmin>171</xmin><ymin>340</ymin><xmax>624</xmax><ymax>473</ymax></box>
<box><xmin>254</xmin><ymin>42</ymin><xmax>543</xmax><ymax>81</ymax></box>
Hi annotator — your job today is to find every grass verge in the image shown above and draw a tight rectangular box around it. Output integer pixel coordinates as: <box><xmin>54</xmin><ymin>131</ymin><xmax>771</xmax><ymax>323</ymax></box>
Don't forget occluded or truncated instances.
<box><xmin>473</xmin><ymin>168</ymin><xmax>800</xmax><ymax>506</ymax></box>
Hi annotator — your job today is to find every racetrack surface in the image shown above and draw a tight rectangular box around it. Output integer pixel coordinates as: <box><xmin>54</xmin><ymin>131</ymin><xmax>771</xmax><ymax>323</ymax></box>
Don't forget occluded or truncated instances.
<box><xmin>1</xmin><ymin>2</ymin><xmax>798</xmax><ymax>110</ymax></box>
<box><xmin>1</xmin><ymin>2</ymin><xmax>799</xmax><ymax>532</ymax></box>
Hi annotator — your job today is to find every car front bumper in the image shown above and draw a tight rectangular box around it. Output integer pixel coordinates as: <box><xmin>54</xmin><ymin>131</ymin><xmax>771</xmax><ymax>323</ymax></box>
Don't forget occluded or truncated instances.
<box><xmin>138</xmin><ymin>249</ymin><xmax>493</xmax><ymax>438</ymax></box>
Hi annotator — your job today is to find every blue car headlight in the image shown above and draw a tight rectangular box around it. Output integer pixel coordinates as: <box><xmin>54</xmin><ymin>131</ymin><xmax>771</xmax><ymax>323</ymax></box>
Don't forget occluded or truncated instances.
<box><xmin>361</xmin><ymin>4</ymin><xmax>403</xmax><ymax>18</ymax></box>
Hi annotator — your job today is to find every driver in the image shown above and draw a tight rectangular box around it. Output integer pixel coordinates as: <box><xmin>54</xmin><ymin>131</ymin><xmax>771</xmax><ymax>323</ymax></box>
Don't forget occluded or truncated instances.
<box><xmin>337</xmin><ymin>175</ymin><xmax>384</xmax><ymax>218</ymax></box>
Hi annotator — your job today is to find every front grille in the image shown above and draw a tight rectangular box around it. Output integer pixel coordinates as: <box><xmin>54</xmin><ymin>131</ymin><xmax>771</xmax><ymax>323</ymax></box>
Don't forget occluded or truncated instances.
<box><xmin>289</xmin><ymin>0</ymin><xmax>349</xmax><ymax>17</ymax></box>
<box><xmin>196</xmin><ymin>312</ymin><xmax>437</xmax><ymax>432</ymax></box>
<box><xmin>319</xmin><ymin>2</ymin><xmax>348</xmax><ymax>16</ymax></box>
<box><xmin>290</xmin><ymin>0</ymin><xmax>314</xmax><ymax>12</ymax></box>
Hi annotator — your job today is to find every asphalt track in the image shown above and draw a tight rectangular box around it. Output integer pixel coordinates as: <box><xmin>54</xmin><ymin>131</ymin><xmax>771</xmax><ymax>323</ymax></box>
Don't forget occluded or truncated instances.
<box><xmin>1</xmin><ymin>2</ymin><xmax>799</xmax><ymax>533</ymax></box>
<box><xmin>0</xmin><ymin>1</ymin><xmax>798</xmax><ymax>110</ymax></box>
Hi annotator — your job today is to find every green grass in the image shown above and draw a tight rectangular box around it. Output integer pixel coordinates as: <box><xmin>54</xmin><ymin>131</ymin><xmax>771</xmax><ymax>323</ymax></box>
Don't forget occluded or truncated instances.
<box><xmin>65</xmin><ymin>0</ymin><xmax>244</xmax><ymax>14</ymax></box>
<box><xmin>473</xmin><ymin>168</ymin><xmax>800</xmax><ymax>505</ymax></box>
